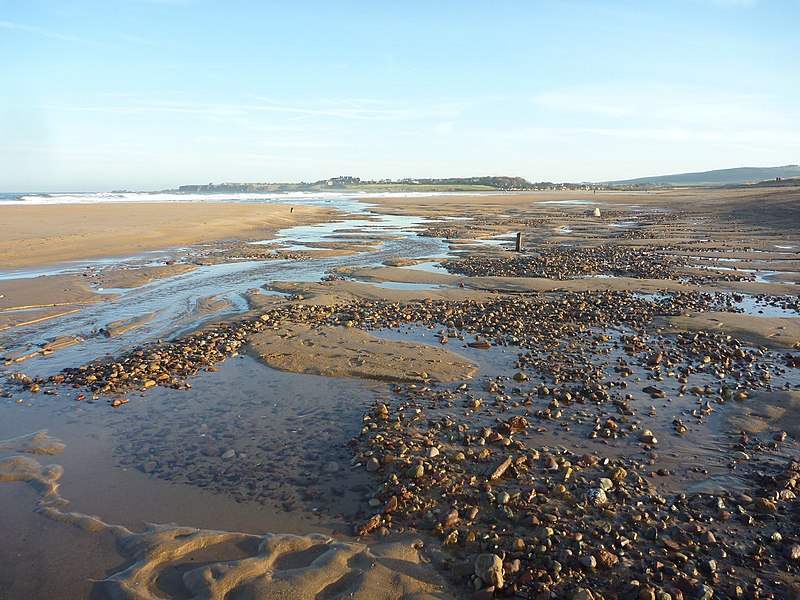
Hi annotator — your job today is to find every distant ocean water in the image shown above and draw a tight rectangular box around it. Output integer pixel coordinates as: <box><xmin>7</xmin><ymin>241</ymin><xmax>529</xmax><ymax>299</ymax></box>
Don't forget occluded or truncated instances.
<box><xmin>0</xmin><ymin>190</ymin><xmax>460</xmax><ymax>206</ymax></box>
<box><xmin>0</xmin><ymin>190</ymin><xmax>352</xmax><ymax>206</ymax></box>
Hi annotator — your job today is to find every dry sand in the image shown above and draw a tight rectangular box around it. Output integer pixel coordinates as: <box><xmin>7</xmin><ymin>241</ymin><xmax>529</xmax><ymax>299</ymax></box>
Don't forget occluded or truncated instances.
<box><xmin>0</xmin><ymin>202</ymin><xmax>337</xmax><ymax>269</ymax></box>
<box><xmin>249</xmin><ymin>323</ymin><xmax>477</xmax><ymax>382</ymax></box>
<box><xmin>660</xmin><ymin>312</ymin><xmax>800</xmax><ymax>349</ymax></box>
<box><xmin>727</xmin><ymin>390</ymin><xmax>800</xmax><ymax>438</ymax></box>
<box><xmin>0</xmin><ymin>274</ymin><xmax>107</xmax><ymax>312</ymax></box>
<box><xmin>0</xmin><ymin>202</ymin><xmax>339</xmax><ymax>339</ymax></box>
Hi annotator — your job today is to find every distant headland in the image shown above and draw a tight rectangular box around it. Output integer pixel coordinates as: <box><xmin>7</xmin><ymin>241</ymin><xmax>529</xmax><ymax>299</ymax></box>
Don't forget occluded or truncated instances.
<box><xmin>175</xmin><ymin>166</ymin><xmax>800</xmax><ymax>194</ymax></box>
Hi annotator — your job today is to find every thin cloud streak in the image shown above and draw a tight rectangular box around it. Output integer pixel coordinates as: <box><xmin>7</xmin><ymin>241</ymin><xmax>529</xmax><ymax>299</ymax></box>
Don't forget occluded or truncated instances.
<box><xmin>0</xmin><ymin>20</ymin><xmax>104</xmax><ymax>46</ymax></box>
<box><xmin>26</xmin><ymin>97</ymin><xmax>468</xmax><ymax>122</ymax></box>
<box><xmin>532</xmin><ymin>86</ymin><xmax>798</xmax><ymax>129</ymax></box>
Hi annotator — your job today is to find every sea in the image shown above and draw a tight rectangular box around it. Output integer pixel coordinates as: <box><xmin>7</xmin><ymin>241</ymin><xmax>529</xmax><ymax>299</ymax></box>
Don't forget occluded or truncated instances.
<box><xmin>0</xmin><ymin>189</ymin><xmax>465</xmax><ymax>206</ymax></box>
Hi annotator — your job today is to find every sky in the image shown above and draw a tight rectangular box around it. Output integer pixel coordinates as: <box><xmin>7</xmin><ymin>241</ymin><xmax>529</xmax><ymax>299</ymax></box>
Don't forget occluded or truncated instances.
<box><xmin>1</xmin><ymin>0</ymin><xmax>798</xmax><ymax>191</ymax></box>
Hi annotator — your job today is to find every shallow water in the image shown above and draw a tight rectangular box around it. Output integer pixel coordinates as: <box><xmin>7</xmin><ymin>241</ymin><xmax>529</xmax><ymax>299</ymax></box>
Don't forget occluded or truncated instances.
<box><xmin>0</xmin><ymin>199</ymin><xmax>449</xmax><ymax>379</ymax></box>
<box><xmin>0</xmin><ymin>355</ymin><xmax>388</xmax><ymax>598</ymax></box>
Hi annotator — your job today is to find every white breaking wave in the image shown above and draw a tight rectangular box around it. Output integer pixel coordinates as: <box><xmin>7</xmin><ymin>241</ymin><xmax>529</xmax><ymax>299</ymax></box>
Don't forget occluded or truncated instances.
<box><xmin>0</xmin><ymin>190</ymin><xmax>473</xmax><ymax>206</ymax></box>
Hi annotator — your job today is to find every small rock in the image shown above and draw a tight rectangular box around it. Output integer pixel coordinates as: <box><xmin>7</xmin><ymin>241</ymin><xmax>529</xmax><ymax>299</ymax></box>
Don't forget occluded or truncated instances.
<box><xmin>784</xmin><ymin>543</ymin><xmax>800</xmax><ymax>561</ymax></box>
<box><xmin>221</xmin><ymin>449</ymin><xmax>235</xmax><ymax>460</ymax></box>
<box><xmin>443</xmin><ymin>508</ymin><xmax>459</xmax><ymax>527</ymax></box>
<box><xmin>588</xmin><ymin>488</ymin><xmax>608</xmax><ymax>506</ymax></box>
<box><xmin>322</xmin><ymin>461</ymin><xmax>340</xmax><ymax>474</ymax></box>
<box><xmin>701</xmin><ymin>531</ymin><xmax>716</xmax><ymax>545</ymax></box>
<box><xmin>384</xmin><ymin>496</ymin><xmax>398</xmax><ymax>514</ymax></box>
<box><xmin>639</xmin><ymin>430</ymin><xmax>658</xmax><ymax>444</ymax></box>
<box><xmin>594</xmin><ymin>547</ymin><xmax>619</xmax><ymax>569</ymax></box>
<box><xmin>639</xmin><ymin>588</ymin><xmax>656</xmax><ymax>600</ymax></box>
<box><xmin>488</xmin><ymin>456</ymin><xmax>513</xmax><ymax>480</ymax></box>
<box><xmin>754</xmin><ymin>497</ymin><xmax>776</xmax><ymax>513</ymax></box>
<box><xmin>474</xmin><ymin>553</ymin><xmax>504</xmax><ymax>588</ymax></box>
<box><xmin>696</xmin><ymin>584</ymin><xmax>714</xmax><ymax>600</ymax></box>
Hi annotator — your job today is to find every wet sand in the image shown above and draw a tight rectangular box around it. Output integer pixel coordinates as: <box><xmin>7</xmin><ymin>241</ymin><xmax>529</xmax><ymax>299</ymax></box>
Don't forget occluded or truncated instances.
<box><xmin>1</xmin><ymin>187</ymin><xmax>800</xmax><ymax>599</ymax></box>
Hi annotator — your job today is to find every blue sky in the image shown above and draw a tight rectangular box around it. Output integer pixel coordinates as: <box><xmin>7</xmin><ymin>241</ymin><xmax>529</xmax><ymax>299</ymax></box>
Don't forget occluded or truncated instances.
<box><xmin>1</xmin><ymin>0</ymin><xmax>798</xmax><ymax>191</ymax></box>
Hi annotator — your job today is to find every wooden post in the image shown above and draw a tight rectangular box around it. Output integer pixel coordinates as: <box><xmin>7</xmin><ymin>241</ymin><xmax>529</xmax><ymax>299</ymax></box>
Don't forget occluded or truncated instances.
<box><xmin>515</xmin><ymin>232</ymin><xmax>522</xmax><ymax>252</ymax></box>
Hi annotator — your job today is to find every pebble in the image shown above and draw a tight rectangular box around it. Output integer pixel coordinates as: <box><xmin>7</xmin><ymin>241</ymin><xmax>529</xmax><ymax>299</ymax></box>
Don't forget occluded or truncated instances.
<box><xmin>785</xmin><ymin>544</ymin><xmax>800</xmax><ymax>561</ymax></box>
<box><xmin>474</xmin><ymin>554</ymin><xmax>504</xmax><ymax>588</ymax></box>
<box><xmin>593</xmin><ymin>547</ymin><xmax>619</xmax><ymax>569</ymax></box>
<box><xmin>696</xmin><ymin>584</ymin><xmax>714</xmax><ymax>600</ymax></box>
<box><xmin>322</xmin><ymin>461</ymin><xmax>340</xmax><ymax>474</ymax></box>
<box><xmin>588</xmin><ymin>488</ymin><xmax>608</xmax><ymax>506</ymax></box>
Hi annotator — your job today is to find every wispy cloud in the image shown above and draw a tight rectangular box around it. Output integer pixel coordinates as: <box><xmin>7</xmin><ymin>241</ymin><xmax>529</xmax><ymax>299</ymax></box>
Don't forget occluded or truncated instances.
<box><xmin>246</xmin><ymin>97</ymin><xmax>466</xmax><ymax>122</ymax></box>
<box><xmin>31</xmin><ymin>97</ymin><xmax>468</xmax><ymax>123</ymax></box>
<box><xmin>478</xmin><ymin>124</ymin><xmax>800</xmax><ymax>155</ymax></box>
<box><xmin>0</xmin><ymin>20</ymin><xmax>103</xmax><ymax>46</ymax></box>
<box><xmin>532</xmin><ymin>85</ymin><xmax>799</xmax><ymax>130</ymax></box>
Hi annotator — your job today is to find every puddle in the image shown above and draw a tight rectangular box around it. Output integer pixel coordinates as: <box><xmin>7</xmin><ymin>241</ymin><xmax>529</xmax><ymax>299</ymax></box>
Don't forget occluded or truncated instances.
<box><xmin>401</xmin><ymin>260</ymin><xmax>451</xmax><ymax>274</ymax></box>
<box><xmin>733</xmin><ymin>296</ymin><xmax>800</xmax><ymax>317</ymax></box>
<box><xmin>535</xmin><ymin>200</ymin><xmax>601</xmax><ymax>206</ymax></box>
<box><xmin>363</xmin><ymin>281</ymin><xmax>446</xmax><ymax>291</ymax></box>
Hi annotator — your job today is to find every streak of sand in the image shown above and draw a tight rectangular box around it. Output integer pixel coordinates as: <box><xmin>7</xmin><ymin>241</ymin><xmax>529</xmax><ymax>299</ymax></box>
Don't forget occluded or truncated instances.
<box><xmin>98</xmin><ymin>264</ymin><xmax>198</xmax><ymax>289</ymax></box>
<box><xmin>260</xmin><ymin>280</ymin><xmax>492</xmax><ymax>304</ymax></box>
<box><xmin>0</xmin><ymin>307</ymin><xmax>82</xmax><ymax>332</ymax></box>
<box><xmin>727</xmin><ymin>390</ymin><xmax>800</xmax><ymax>438</ymax></box>
<box><xmin>0</xmin><ymin>202</ymin><xmax>338</xmax><ymax>269</ymax></box>
<box><xmin>660</xmin><ymin>312</ymin><xmax>800</xmax><ymax>349</ymax></box>
<box><xmin>248</xmin><ymin>323</ymin><xmax>477</xmax><ymax>382</ymax></box>
<box><xmin>333</xmin><ymin>265</ymin><xmax>702</xmax><ymax>294</ymax></box>
<box><xmin>0</xmin><ymin>274</ymin><xmax>108</xmax><ymax>311</ymax></box>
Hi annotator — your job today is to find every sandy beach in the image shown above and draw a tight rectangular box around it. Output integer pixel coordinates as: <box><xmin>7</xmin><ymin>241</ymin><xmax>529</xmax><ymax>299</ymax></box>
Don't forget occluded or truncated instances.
<box><xmin>1</xmin><ymin>188</ymin><xmax>799</xmax><ymax>599</ymax></box>
<box><xmin>0</xmin><ymin>201</ymin><xmax>337</xmax><ymax>269</ymax></box>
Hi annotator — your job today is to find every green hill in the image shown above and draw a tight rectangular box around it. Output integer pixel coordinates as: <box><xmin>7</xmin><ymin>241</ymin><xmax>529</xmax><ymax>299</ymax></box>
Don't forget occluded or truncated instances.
<box><xmin>607</xmin><ymin>165</ymin><xmax>800</xmax><ymax>186</ymax></box>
